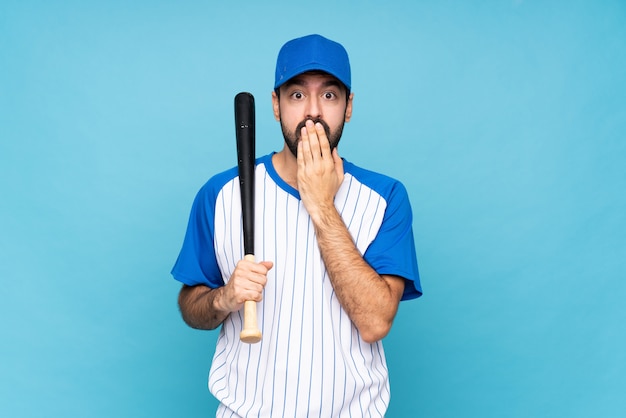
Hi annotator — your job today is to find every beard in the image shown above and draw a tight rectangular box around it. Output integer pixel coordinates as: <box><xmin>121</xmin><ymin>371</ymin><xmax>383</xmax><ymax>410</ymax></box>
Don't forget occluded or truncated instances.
<box><xmin>280</xmin><ymin>117</ymin><xmax>345</xmax><ymax>158</ymax></box>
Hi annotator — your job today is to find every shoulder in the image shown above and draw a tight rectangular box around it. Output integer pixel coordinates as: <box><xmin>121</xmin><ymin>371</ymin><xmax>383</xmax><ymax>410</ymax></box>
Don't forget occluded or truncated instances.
<box><xmin>196</xmin><ymin>154</ymin><xmax>273</xmax><ymax>200</ymax></box>
<box><xmin>190</xmin><ymin>167</ymin><xmax>238</xmax><ymax>211</ymax></box>
<box><xmin>343</xmin><ymin>159</ymin><xmax>409</xmax><ymax>201</ymax></box>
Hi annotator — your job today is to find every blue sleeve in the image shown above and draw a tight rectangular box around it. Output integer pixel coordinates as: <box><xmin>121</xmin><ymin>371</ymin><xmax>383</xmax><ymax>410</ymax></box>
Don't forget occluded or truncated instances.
<box><xmin>363</xmin><ymin>181</ymin><xmax>422</xmax><ymax>301</ymax></box>
<box><xmin>171</xmin><ymin>180</ymin><xmax>226</xmax><ymax>289</ymax></box>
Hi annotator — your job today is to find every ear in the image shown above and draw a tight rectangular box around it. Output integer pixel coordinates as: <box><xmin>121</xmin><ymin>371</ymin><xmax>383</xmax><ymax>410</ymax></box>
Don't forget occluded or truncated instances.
<box><xmin>344</xmin><ymin>92</ymin><xmax>354</xmax><ymax>122</ymax></box>
<box><xmin>272</xmin><ymin>91</ymin><xmax>280</xmax><ymax>121</ymax></box>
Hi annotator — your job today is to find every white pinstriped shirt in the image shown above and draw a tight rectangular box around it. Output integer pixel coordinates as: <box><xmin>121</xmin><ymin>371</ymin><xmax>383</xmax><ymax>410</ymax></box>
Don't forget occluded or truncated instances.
<box><xmin>172</xmin><ymin>153</ymin><xmax>421</xmax><ymax>417</ymax></box>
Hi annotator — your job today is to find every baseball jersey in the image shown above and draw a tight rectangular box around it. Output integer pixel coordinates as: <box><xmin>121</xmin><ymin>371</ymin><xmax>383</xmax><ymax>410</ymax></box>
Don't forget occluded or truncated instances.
<box><xmin>172</xmin><ymin>152</ymin><xmax>422</xmax><ymax>417</ymax></box>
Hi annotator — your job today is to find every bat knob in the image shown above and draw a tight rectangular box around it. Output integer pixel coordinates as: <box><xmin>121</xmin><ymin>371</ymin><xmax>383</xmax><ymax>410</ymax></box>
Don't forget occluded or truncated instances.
<box><xmin>240</xmin><ymin>299</ymin><xmax>262</xmax><ymax>344</ymax></box>
<box><xmin>240</xmin><ymin>328</ymin><xmax>262</xmax><ymax>344</ymax></box>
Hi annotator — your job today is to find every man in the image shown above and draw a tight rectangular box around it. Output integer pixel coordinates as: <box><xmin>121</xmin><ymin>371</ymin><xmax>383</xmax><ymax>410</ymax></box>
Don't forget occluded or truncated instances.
<box><xmin>172</xmin><ymin>34</ymin><xmax>422</xmax><ymax>417</ymax></box>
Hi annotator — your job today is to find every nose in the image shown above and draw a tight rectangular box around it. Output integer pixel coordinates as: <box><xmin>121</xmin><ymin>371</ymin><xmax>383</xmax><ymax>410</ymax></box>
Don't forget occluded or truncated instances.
<box><xmin>305</xmin><ymin>96</ymin><xmax>322</xmax><ymax>120</ymax></box>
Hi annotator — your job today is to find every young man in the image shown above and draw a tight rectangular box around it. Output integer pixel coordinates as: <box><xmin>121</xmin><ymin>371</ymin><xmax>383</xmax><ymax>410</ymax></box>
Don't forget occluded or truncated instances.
<box><xmin>172</xmin><ymin>34</ymin><xmax>422</xmax><ymax>417</ymax></box>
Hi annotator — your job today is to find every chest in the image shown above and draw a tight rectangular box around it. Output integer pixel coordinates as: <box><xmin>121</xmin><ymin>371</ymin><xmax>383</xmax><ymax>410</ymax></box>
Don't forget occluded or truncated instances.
<box><xmin>212</xmin><ymin>173</ymin><xmax>386</xmax><ymax>282</ymax></box>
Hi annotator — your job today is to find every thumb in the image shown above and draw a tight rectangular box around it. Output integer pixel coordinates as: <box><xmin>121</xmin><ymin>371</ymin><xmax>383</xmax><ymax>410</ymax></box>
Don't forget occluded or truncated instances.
<box><xmin>259</xmin><ymin>261</ymin><xmax>274</xmax><ymax>271</ymax></box>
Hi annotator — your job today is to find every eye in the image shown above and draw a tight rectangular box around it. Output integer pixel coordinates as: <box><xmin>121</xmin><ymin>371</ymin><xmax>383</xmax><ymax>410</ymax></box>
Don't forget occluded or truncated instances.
<box><xmin>290</xmin><ymin>91</ymin><xmax>304</xmax><ymax>100</ymax></box>
<box><xmin>323</xmin><ymin>91</ymin><xmax>337</xmax><ymax>100</ymax></box>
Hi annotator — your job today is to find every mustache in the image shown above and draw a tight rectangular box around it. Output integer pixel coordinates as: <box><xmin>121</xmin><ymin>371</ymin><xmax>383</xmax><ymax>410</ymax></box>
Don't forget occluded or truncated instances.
<box><xmin>295</xmin><ymin>118</ymin><xmax>331</xmax><ymax>140</ymax></box>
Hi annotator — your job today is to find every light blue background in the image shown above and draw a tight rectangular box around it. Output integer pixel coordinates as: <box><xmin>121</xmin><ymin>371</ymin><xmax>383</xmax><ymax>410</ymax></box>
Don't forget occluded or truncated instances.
<box><xmin>1</xmin><ymin>1</ymin><xmax>625</xmax><ymax>417</ymax></box>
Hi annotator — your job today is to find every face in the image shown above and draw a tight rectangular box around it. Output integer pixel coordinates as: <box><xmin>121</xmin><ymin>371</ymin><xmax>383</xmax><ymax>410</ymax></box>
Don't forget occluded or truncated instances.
<box><xmin>273</xmin><ymin>72</ymin><xmax>353</xmax><ymax>157</ymax></box>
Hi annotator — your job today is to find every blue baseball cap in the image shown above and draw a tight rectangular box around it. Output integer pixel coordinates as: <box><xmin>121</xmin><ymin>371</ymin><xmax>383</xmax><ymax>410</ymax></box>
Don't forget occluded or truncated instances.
<box><xmin>274</xmin><ymin>34</ymin><xmax>351</xmax><ymax>91</ymax></box>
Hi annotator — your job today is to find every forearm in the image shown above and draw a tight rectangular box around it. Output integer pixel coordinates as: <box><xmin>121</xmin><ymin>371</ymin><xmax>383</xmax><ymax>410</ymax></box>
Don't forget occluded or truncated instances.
<box><xmin>295</xmin><ymin>123</ymin><xmax>403</xmax><ymax>342</ymax></box>
<box><xmin>177</xmin><ymin>260</ymin><xmax>272</xmax><ymax>330</ymax></box>
<box><xmin>178</xmin><ymin>284</ymin><xmax>230</xmax><ymax>330</ymax></box>
<box><xmin>311</xmin><ymin>206</ymin><xmax>403</xmax><ymax>343</ymax></box>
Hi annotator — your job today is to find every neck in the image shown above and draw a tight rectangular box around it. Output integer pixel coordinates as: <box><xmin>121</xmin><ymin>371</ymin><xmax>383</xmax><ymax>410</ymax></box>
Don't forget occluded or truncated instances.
<box><xmin>272</xmin><ymin>147</ymin><xmax>299</xmax><ymax>189</ymax></box>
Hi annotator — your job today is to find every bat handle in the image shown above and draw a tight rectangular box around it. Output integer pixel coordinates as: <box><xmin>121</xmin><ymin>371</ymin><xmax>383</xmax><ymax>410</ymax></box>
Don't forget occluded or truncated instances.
<box><xmin>240</xmin><ymin>254</ymin><xmax>262</xmax><ymax>344</ymax></box>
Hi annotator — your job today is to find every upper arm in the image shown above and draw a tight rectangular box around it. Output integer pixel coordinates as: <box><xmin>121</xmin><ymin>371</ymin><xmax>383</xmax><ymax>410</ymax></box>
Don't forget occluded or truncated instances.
<box><xmin>178</xmin><ymin>284</ymin><xmax>202</xmax><ymax>309</ymax></box>
<box><xmin>363</xmin><ymin>181</ymin><xmax>422</xmax><ymax>300</ymax></box>
<box><xmin>171</xmin><ymin>183</ymin><xmax>225</xmax><ymax>288</ymax></box>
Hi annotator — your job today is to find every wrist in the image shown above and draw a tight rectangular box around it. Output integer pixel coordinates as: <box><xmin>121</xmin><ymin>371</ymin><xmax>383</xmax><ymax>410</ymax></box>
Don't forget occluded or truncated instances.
<box><xmin>211</xmin><ymin>286</ymin><xmax>230</xmax><ymax>314</ymax></box>
<box><xmin>308</xmin><ymin>202</ymin><xmax>340</xmax><ymax>227</ymax></box>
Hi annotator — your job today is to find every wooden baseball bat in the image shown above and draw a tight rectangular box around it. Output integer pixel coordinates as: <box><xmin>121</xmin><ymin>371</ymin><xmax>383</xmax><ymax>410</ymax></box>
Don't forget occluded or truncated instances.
<box><xmin>235</xmin><ymin>92</ymin><xmax>261</xmax><ymax>344</ymax></box>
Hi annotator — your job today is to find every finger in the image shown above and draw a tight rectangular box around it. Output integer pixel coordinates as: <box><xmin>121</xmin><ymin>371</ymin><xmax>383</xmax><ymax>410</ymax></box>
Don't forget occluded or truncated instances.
<box><xmin>237</xmin><ymin>258</ymin><xmax>259</xmax><ymax>271</ymax></box>
<box><xmin>246</xmin><ymin>280</ymin><xmax>265</xmax><ymax>294</ymax></box>
<box><xmin>236</xmin><ymin>287</ymin><xmax>263</xmax><ymax>304</ymax></box>
<box><xmin>234</xmin><ymin>260</ymin><xmax>269</xmax><ymax>284</ymax></box>
<box><xmin>299</xmin><ymin>126</ymin><xmax>313</xmax><ymax>163</ymax></box>
<box><xmin>248</xmin><ymin>260</ymin><xmax>272</xmax><ymax>274</ymax></box>
<box><xmin>233</xmin><ymin>275</ymin><xmax>264</xmax><ymax>297</ymax></box>
<box><xmin>315</xmin><ymin>122</ymin><xmax>331</xmax><ymax>157</ymax></box>
<box><xmin>305</xmin><ymin>120</ymin><xmax>322</xmax><ymax>159</ymax></box>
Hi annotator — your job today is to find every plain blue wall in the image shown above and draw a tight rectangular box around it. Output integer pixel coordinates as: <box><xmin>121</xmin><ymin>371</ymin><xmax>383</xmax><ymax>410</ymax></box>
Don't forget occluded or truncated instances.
<box><xmin>1</xmin><ymin>1</ymin><xmax>625</xmax><ymax>417</ymax></box>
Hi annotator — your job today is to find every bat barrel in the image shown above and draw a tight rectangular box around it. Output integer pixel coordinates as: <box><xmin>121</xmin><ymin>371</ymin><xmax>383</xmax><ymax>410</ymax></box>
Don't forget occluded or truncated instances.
<box><xmin>235</xmin><ymin>92</ymin><xmax>256</xmax><ymax>256</ymax></box>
